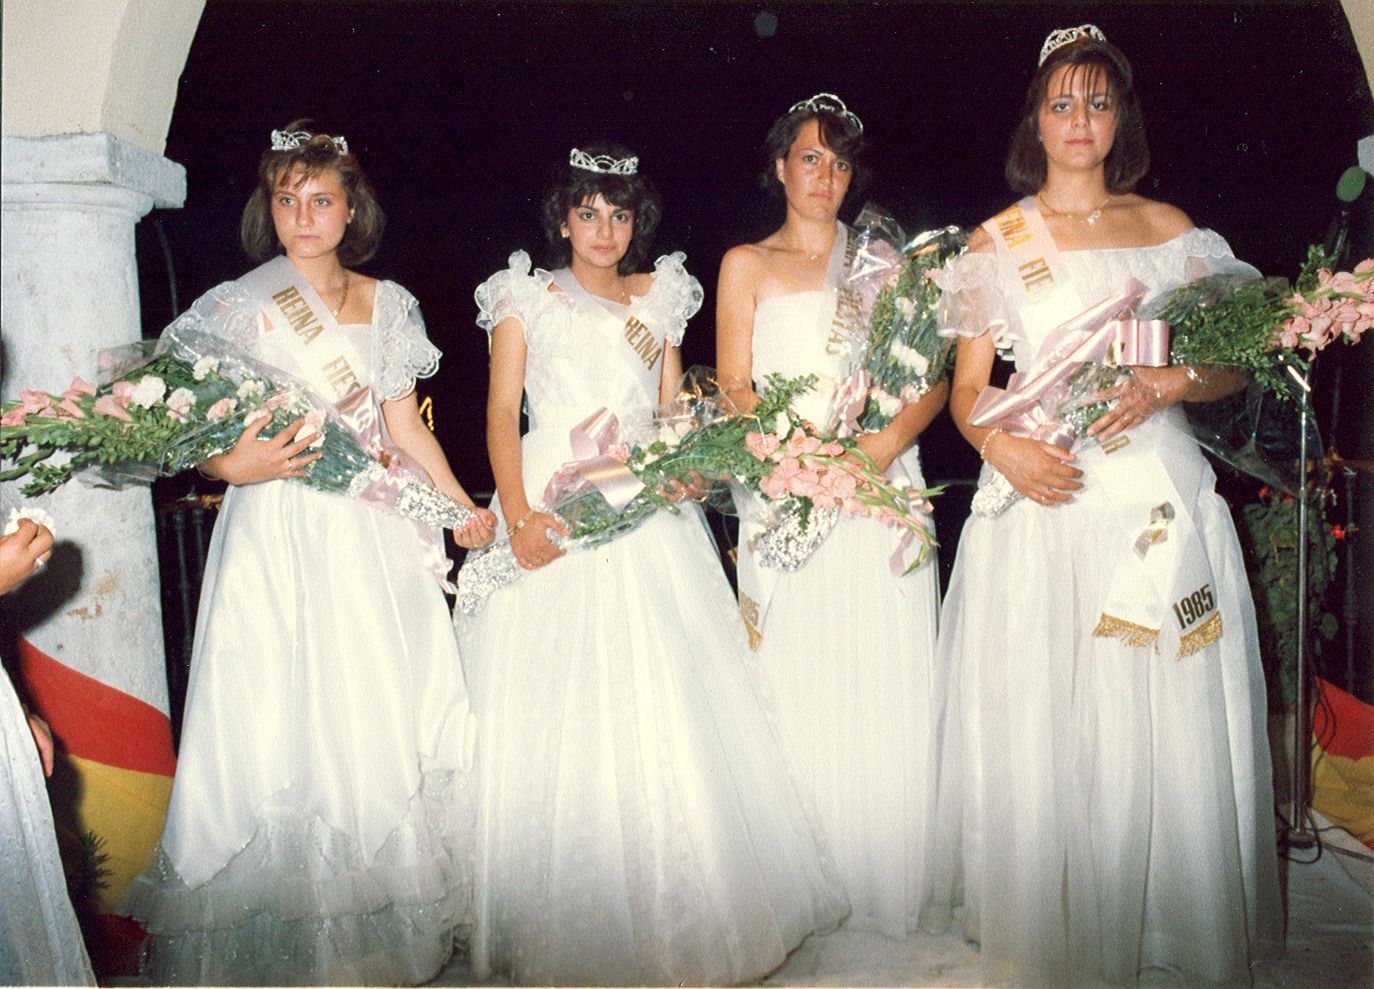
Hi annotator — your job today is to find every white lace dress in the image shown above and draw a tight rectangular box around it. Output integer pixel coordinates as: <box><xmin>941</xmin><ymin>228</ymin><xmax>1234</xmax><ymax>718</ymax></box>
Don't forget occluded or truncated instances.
<box><xmin>120</xmin><ymin>281</ymin><xmax>475</xmax><ymax>986</ymax></box>
<box><xmin>1</xmin><ymin>671</ymin><xmax>96</xmax><ymax>985</ymax></box>
<box><xmin>930</xmin><ymin>229</ymin><xmax>1282</xmax><ymax>986</ymax></box>
<box><xmin>457</xmin><ymin>251</ymin><xmax>847</xmax><ymax>985</ymax></box>
<box><xmin>746</xmin><ymin>288</ymin><xmax>943</xmax><ymax>937</ymax></box>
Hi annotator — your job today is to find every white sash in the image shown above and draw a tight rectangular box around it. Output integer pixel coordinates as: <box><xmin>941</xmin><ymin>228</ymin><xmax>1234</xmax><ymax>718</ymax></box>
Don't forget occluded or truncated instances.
<box><xmin>986</xmin><ymin>201</ymin><xmax>1222</xmax><ymax>659</ymax></box>
<box><xmin>238</xmin><ymin>256</ymin><xmax>368</xmax><ymax>401</ymax></box>
<box><xmin>551</xmin><ymin>268</ymin><xmax>665</xmax><ymax>409</ymax></box>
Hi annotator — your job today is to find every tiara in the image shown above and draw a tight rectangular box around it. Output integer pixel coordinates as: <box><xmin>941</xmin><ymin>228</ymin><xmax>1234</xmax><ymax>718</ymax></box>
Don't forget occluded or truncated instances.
<box><xmin>787</xmin><ymin>92</ymin><xmax>863</xmax><ymax>134</ymax></box>
<box><xmin>270</xmin><ymin>129</ymin><xmax>349</xmax><ymax>155</ymax></box>
<box><xmin>569</xmin><ymin>148</ymin><xmax>639</xmax><ymax>175</ymax></box>
<box><xmin>1039</xmin><ymin>24</ymin><xmax>1107</xmax><ymax>65</ymax></box>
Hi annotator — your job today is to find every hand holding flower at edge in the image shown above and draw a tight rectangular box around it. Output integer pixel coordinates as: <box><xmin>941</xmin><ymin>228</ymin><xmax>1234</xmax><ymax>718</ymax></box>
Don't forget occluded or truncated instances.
<box><xmin>0</xmin><ymin>518</ymin><xmax>54</xmax><ymax>594</ymax></box>
<box><xmin>199</xmin><ymin>413</ymin><xmax>323</xmax><ymax>485</ymax></box>
<box><xmin>27</xmin><ymin>713</ymin><xmax>54</xmax><ymax>777</ymax></box>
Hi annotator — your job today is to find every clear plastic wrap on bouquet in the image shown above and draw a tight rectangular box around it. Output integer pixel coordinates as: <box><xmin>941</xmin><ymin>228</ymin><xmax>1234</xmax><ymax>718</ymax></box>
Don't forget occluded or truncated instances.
<box><xmin>833</xmin><ymin>205</ymin><xmax>964</xmax><ymax>435</ymax></box>
<box><xmin>1</xmin><ymin>328</ymin><xmax>475</xmax><ymax>533</ymax></box>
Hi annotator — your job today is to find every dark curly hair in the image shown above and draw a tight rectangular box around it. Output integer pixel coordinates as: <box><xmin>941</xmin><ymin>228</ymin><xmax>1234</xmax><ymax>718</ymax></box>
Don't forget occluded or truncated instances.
<box><xmin>541</xmin><ymin>143</ymin><xmax>662</xmax><ymax>275</ymax></box>
<box><xmin>240</xmin><ymin>118</ymin><xmax>385</xmax><ymax>266</ymax></box>
<box><xmin>1004</xmin><ymin>35</ymin><xmax>1149</xmax><ymax>196</ymax></box>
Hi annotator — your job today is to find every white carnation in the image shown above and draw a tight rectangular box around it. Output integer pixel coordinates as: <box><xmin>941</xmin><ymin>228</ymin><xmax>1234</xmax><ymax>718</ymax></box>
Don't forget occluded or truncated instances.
<box><xmin>130</xmin><ymin>375</ymin><xmax>167</xmax><ymax>408</ymax></box>
<box><xmin>237</xmin><ymin>379</ymin><xmax>267</xmax><ymax>402</ymax></box>
<box><xmin>191</xmin><ymin>355</ymin><xmax>220</xmax><ymax>381</ymax></box>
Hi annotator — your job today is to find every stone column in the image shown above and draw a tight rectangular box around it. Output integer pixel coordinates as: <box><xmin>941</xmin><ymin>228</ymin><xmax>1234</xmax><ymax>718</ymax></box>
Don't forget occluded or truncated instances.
<box><xmin>2</xmin><ymin>131</ymin><xmax>185</xmax><ymax>715</ymax></box>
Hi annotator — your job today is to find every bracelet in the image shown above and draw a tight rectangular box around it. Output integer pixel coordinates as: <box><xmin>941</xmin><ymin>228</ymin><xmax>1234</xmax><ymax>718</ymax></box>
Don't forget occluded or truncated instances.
<box><xmin>978</xmin><ymin>428</ymin><xmax>1005</xmax><ymax>461</ymax></box>
<box><xmin>506</xmin><ymin>509</ymin><xmax>536</xmax><ymax>535</ymax></box>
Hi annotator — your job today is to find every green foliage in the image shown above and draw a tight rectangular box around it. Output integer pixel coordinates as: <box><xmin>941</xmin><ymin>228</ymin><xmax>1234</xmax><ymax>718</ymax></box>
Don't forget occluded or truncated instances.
<box><xmin>1235</xmin><ymin>484</ymin><xmax>1340</xmax><ymax>708</ymax></box>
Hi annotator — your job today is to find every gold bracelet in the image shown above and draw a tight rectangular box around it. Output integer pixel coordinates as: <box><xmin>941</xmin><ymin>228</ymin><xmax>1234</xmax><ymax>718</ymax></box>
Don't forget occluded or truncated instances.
<box><xmin>978</xmin><ymin>427</ymin><xmax>1005</xmax><ymax>461</ymax></box>
<box><xmin>506</xmin><ymin>509</ymin><xmax>536</xmax><ymax>535</ymax></box>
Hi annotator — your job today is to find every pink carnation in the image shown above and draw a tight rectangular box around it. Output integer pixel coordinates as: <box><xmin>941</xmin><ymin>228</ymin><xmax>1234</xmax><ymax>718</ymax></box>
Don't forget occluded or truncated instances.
<box><xmin>607</xmin><ymin>442</ymin><xmax>631</xmax><ymax>463</ymax></box>
<box><xmin>205</xmin><ymin>397</ymin><xmax>238</xmax><ymax>422</ymax></box>
<box><xmin>112</xmin><ymin>381</ymin><xmax>136</xmax><ymax>401</ymax></box>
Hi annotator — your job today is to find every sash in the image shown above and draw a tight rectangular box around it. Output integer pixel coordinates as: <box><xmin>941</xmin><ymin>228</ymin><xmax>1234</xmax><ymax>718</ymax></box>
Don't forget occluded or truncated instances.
<box><xmin>238</xmin><ymin>256</ymin><xmax>368</xmax><ymax>402</ymax></box>
<box><xmin>237</xmin><ymin>257</ymin><xmax>455</xmax><ymax>589</ymax></box>
<box><xmin>551</xmin><ymin>268</ymin><xmax>665</xmax><ymax>404</ymax></box>
<box><xmin>982</xmin><ymin>203</ymin><xmax>1222</xmax><ymax>659</ymax></box>
<box><xmin>1087</xmin><ymin>416</ymin><xmax>1223</xmax><ymax>659</ymax></box>
<box><xmin>982</xmin><ymin>197</ymin><xmax>1086</xmax><ymax>340</ymax></box>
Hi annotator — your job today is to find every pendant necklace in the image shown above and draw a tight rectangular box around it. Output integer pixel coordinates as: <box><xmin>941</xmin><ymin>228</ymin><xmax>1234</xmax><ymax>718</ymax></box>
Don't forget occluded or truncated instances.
<box><xmin>1037</xmin><ymin>192</ymin><xmax>1112</xmax><ymax>226</ymax></box>
<box><xmin>329</xmin><ymin>271</ymin><xmax>351</xmax><ymax>317</ymax></box>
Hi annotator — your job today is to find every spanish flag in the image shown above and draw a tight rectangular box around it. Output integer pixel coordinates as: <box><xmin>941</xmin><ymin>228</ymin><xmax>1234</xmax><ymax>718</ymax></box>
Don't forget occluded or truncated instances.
<box><xmin>1312</xmin><ymin>677</ymin><xmax>1374</xmax><ymax>850</ymax></box>
<box><xmin>17</xmin><ymin>638</ymin><xmax>175</xmax><ymax>927</ymax></box>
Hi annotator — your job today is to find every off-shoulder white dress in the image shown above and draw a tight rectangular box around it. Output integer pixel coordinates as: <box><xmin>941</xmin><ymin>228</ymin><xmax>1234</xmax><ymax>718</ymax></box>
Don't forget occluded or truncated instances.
<box><xmin>930</xmin><ymin>230</ymin><xmax>1282</xmax><ymax>986</ymax></box>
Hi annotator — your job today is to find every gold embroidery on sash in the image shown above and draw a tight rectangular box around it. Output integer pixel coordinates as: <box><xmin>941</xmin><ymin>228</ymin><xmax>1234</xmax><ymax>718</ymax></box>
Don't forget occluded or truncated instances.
<box><xmin>739</xmin><ymin>593</ymin><xmax>763</xmax><ymax>650</ymax></box>
<box><xmin>623</xmin><ymin>316</ymin><xmax>663</xmax><ymax>370</ymax></box>
<box><xmin>992</xmin><ymin>204</ymin><xmax>1034</xmax><ymax>250</ymax></box>
<box><xmin>322</xmin><ymin>355</ymin><xmax>361</xmax><ymax>398</ymax></box>
<box><xmin>1091</xmin><ymin>613</ymin><xmax>1160</xmax><ymax>650</ymax></box>
<box><xmin>1017</xmin><ymin>257</ymin><xmax>1054</xmax><ymax>293</ymax></box>
<box><xmin>1177</xmin><ymin>611</ymin><xmax>1222</xmax><ymax>659</ymax></box>
<box><xmin>270</xmin><ymin>285</ymin><xmax>324</xmax><ymax>344</ymax></box>
<box><xmin>825</xmin><ymin>228</ymin><xmax>861</xmax><ymax>357</ymax></box>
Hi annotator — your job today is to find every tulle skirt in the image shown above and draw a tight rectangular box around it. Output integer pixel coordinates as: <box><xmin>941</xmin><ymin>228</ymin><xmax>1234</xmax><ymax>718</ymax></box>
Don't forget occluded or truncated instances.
<box><xmin>928</xmin><ymin>422</ymin><xmax>1282</xmax><ymax>986</ymax></box>
<box><xmin>121</xmin><ymin>480</ymin><xmax>475</xmax><ymax>986</ymax></box>
<box><xmin>747</xmin><ymin>453</ymin><xmax>943</xmax><ymax>938</ymax></box>
<box><xmin>457</xmin><ymin>506</ymin><xmax>847</xmax><ymax>985</ymax></box>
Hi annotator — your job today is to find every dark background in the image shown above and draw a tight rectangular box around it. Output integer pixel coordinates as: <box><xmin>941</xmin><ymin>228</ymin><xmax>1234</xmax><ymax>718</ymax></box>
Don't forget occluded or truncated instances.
<box><xmin>137</xmin><ymin>0</ymin><xmax>1374</xmax><ymax>696</ymax></box>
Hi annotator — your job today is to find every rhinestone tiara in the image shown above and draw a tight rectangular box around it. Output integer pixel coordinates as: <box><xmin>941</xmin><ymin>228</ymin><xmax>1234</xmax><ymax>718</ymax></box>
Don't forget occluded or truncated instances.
<box><xmin>786</xmin><ymin>92</ymin><xmax>863</xmax><ymax>134</ymax></box>
<box><xmin>1039</xmin><ymin>24</ymin><xmax>1107</xmax><ymax>65</ymax></box>
<box><xmin>270</xmin><ymin>129</ymin><xmax>349</xmax><ymax>155</ymax></box>
<box><xmin>569</xmin><ymin>148</ymin><xmax>639</xmax><ymax>175</ymax></box>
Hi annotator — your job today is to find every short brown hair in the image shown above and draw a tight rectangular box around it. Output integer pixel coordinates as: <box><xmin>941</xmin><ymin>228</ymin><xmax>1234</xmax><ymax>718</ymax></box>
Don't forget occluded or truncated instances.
<box><xmin>541</xmin><ymin>143</ymin><xmax>662</xmax><ymax>275</ymax></box>
<box><xmin>1004</xmin><ymin>37</ymin><xmax>1149</xmax><ymax>196</ymax></box>
<box><xmin>240</xmin><ymin>119</ymin><xmax>385</xmax><ymax>266</ymax></box>
<box><xmin>760</xmin><ymin>102</ymin><xmax>868</xmax><ymax>201</ymax></box>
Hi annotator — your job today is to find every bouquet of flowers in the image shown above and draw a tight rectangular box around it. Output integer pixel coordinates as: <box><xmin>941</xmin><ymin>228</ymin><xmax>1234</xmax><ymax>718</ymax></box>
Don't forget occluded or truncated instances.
<box><xmin>834</xmin><ymin>206</ymin><xmax>964</xmax><ymax>435</ymax></box>
<box><xmin>455</xmin><ymin>371</ymin><xmax>940</xmax><ymax>615</ymax></box>
<box><xmin>969</xmin><ymin>250</ymin><xmax>1374</xmax><ymax>516</ymax></box>
<box><xmin>0</xmin><ymin>328</ymin><xmax>476</xmax><ymax>531</ymax></box>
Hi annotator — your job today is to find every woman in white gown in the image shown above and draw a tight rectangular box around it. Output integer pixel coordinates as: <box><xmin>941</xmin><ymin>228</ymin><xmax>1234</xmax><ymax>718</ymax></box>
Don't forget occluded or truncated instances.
<box><xmin>715</xmin><ymin>95</ymin><xmax>947</xmax><ymax>937</ymax></box>
<box><xmin>0</xmin><ymin>514</ymin><xmax>96</xmax><ymax>985</ymax></box>
<box><xmin>120</xmin><ymin>123</ymin><xmax>496</xmax><ymax>985</ymax></box>
<box><xmin>930</xmin><ymin>27</ymin><xmax>1282</xmax><ymax>986</ymax></box>
<box><xmin>458</xmin><ymin>143</ymin><xmax>846</xmax><ymax>985</ymax></box>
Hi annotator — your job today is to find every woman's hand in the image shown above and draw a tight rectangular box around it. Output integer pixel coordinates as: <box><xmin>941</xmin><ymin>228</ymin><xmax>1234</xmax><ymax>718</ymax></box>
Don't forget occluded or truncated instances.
<box><xmin>0</xmin><ymin>519</ymin><xmax>54</xmax><ymax>594</ymax></box>
<box><xmin>454</xmin><ymin>508</ymin><xmax>498</xmax><ymax>549</ymax></box>
<box><xmin>200</xmin><ymin>415</ymin><xmax>323</xmax><ymax>486</ymax></box>
<box><xmin>1088</xmin><ymin>366</ymin><xmax>1187</xmax><ymax>441</ymax></box>
<box><xmin>661</xmin><ymin>471</ymin><xmax>712</xmax><ymax>503</ymax></box>
<box><xmin>509</xmin><ymin>512</ymin><xmax>570</xmax><ymax>570</ymax></box>
<box><xmin>984</xmin><ymin>431</ymin><xmax>1083</xmax><ymax>506</ymax></box>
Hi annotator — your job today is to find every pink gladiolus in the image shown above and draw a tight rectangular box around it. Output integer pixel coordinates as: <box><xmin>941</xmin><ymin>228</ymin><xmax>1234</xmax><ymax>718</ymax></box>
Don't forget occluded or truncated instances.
<box><xmin>745</xmin><ymin>430</ymin><xmax>781</xmax><ymax>460</ymax></box>
<box><xmin>819</xmin><ymin>441</ymin><xmax>845</xmax><ymax>456</ymax></box>
<box><xmin>57</xmin><ymin>398</ymin><xmax>86</xmax><ymax>419</ymax></box>
<box><xmin>111</xmin><ymin>381</ymin><xmax>135</xmax><ymax>402</ymax></box>
<box><xmin>92</xmin><ymin>395</ymin><xmax>134</xmax><ymax>422</ymax></box>
<box><xmin>63</xmin><ymin>377</ymin><xmax>96</xmax><ymax>399</ymax></box>
<box><xmin>786</xmin><ymin>431</ymin><xmax>822</xmax><ymax>456</ymax></box>
<box><xmin>1</xmin><ymin>406</ymin><xmax>29</xmax><ymax>427</ymax></box>
<box><xmin>19</xmin><ymin>390</ymin><xmax>53</xmax><ymax>414</ymax></box>
<box><xmin>205</xmin><ymin>397</ymin><xmax>238</xmax><ymax>422</ymax></box>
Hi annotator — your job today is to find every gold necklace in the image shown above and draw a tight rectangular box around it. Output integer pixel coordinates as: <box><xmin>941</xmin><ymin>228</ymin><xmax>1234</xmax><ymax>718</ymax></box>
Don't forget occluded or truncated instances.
<box><xmin>328</xmin><ymin>271</ymin><xmax>351</xmax><ymax>317</ymax></box>
<box><xmin>1037</xmin><ymin>192</ymin><xmax>1112</xmax><ymax>226</ymax></box>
